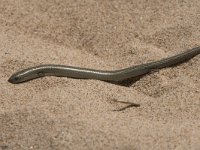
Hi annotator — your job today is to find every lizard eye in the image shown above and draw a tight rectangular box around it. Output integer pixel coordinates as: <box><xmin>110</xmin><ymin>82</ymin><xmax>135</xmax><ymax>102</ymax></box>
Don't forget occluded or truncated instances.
<box><xmin>8</xmin><ymin>75</ymin><xmax>20</xmax><ymax>83</ymax></box>
<box><xmin>14</xmin><ymin>77</ymin><xmax>19</xmax><ymax>81</ymax></box>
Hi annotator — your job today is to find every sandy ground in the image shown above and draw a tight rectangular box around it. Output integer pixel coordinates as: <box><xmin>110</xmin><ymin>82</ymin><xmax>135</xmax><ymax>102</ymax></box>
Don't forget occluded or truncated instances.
<box><xmin>0</xmin><ymin>0</ymin><xmax>200</xmax><ymax>149</ymax></box>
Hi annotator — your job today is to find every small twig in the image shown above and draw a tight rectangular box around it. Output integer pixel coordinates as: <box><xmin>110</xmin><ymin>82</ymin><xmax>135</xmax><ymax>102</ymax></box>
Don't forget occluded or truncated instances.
<box><xmin>111</xmin><ymin>99</ymin><xmax>140</xmax><ymax>111</ymax></box>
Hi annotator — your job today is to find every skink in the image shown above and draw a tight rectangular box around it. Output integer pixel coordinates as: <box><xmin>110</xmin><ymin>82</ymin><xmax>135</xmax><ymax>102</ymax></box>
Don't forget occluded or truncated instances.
<box><xmin>8</xmin><ymin>46</ymin><xmax>200</xmax><ymax>84</ymax></box>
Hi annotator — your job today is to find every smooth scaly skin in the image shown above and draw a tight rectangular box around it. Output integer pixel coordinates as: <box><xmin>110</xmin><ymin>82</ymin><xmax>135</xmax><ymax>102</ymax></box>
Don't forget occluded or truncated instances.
<box><xmin>8</xmin><ymin>46</ymin><xmax>200</xmax><ymax>84</ymax></box>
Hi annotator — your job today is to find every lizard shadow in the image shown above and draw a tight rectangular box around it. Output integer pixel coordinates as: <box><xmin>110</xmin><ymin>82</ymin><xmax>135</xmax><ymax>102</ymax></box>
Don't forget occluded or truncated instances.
<box><xmin>107</xmin><ymin>57</ymin><xmax>194</xmax><ymax>87</ymax></box>
<box><xmin>106</xmin><ymin>74</ymin><xmax>147</xmax><ymax>87</ymax></box>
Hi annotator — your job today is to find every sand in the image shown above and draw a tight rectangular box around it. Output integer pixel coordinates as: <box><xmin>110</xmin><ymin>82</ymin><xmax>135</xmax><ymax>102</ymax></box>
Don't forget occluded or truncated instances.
<box><xmin>0</xmin><ymin>0</ymin><xmax>200</xmax><ymax>149</ymax></box>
